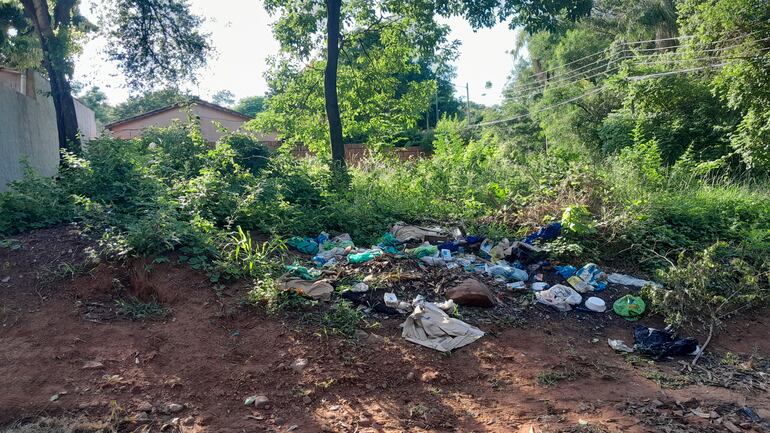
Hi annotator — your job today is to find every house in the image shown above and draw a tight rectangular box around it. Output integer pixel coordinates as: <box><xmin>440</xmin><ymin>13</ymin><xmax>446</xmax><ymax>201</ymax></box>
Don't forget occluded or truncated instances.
<box><xmin>105</xmin><ymin>98</ymin><xmax>278</xmax><ymax>145</ymax></box>
<box><xmin>0</xmin><ymin>67</ymin><xmax>97</xmax><ymax>191</ymax></box>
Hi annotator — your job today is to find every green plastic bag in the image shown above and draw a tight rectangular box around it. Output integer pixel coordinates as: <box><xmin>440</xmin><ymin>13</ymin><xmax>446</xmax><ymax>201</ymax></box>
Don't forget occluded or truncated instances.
<box><xmin>348</xmin><ymin>249</ymin><xmax>383</xmax><ymax>264</ymax></box>
<box><xmin>287</xmin><ymin>237</ymin><xmax>319</xmax><ymax>255</ymax></box>
<box><xmin>407</xmin><ymin>245</ymin><xmax>438</xmax><ymax>259</ymax></box>
<box><xmin>286</xmin><ymin>264</ymin><xmax>322</xmax><ymax>281</ymax></box>
<box><xmin>613</xmin><ymin>294</ymin><xmax>646</xmax><ymax>320</ymax></box>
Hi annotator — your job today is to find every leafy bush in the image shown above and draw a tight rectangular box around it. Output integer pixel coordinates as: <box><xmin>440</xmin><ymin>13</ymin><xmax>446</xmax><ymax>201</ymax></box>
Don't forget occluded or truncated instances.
<box><xmin>643</xmin><ymin>242</ymin><xmax>770</xmax><ymax>339</ymax></box>
<box><xmin>0</xmin><ymin>166</ymin><xmax>76</xmax><ymax>235</ymax></box>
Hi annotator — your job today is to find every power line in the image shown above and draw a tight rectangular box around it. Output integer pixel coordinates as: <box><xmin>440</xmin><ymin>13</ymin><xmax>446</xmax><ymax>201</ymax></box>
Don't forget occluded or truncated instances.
<box><xmin>507</xmin><ymin>35</ymin><xmax>768</xmax><ymax>99</ymax></box>
<box><xmin>470</xmin><ymin>61</ymin><xmax>737</xmax><ymax>129</ymax></box>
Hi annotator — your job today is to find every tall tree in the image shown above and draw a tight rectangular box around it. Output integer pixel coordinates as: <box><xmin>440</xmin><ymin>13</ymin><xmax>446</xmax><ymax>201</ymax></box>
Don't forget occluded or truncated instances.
<box><xmin>13</xmin><ymin>0</ymin><xmax>210</xmax><ymax>152</ymax></box>
<box><xmin>233</xmin><ymin>95</ymin><xmax>266</xmax><ymax>117</ymax></box>
<box><xmin>211</xmin><ymin>89</ymin><xmax>235</xmax><ymax>107</ymax></box>
<box><xmin>263</xmin><ymin>0</ymin><xmax>592</xmax><ymax>167</ymax></box>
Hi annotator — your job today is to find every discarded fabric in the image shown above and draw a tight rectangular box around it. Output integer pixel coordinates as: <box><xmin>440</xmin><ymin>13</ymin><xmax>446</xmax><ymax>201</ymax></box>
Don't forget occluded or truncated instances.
<box><xmin>445</xmin><ymin>278</ymin><xmax>497</xmax><ymax>307</ymax></box>
<box><xmin>286</xmin><ymin>264</ymin><xmax>322</xmax><ymax>281</ymax></box>
<box><xmin>612</xmin><ymin>294</ymin><xmax>646</xmax><ymax>320</ymax></box>
<box><xmin>401</xmin><ymin>299</ymin><xmax>484</xmax><ymax>352</ymax></box>
<box><xmin>607</xmin><ymin>273</ymin><xmax>658</xmax><ymax>288</ymax></box>
<box><xmin>633</xmin><ymin>326</ymin><xmax>699</xmax><ymax>358</ymax></box>
<box><xmin>535</xmin><ymin>284</ymin><xmax>582</xmax><ymax>311</ymax></box>
<box><xmin>523</xmin><ymin>221</ymin><xmax>562</xmax><ymax>244</ymax></box>
<box><xmin>279</xmin><ymin>279</ymin><xmax>333</xmax><ymax>301</ymax></box>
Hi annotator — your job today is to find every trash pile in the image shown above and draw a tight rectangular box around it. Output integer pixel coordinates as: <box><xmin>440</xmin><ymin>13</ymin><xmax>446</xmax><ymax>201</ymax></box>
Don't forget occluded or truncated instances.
<box><xmin>281</xmin><ymin>221</ymin><xmax>662</xmax><ymax>353</ymax></box>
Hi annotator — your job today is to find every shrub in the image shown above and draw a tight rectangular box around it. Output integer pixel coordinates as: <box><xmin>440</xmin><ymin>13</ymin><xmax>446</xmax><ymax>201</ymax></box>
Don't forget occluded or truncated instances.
<box><xmin>0</xmin><ymin>166</ymin><xmax>76</xmax><ymax>235</ymax></box>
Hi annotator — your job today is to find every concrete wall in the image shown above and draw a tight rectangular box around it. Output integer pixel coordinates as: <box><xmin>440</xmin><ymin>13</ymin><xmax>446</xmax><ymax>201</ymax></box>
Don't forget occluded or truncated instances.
<box><xmin>109</xmin><ymin>104</ymin><xmax>263</xmax><ymax>143</ymax></box>
<box><xmin>74</xmin><ymin>98</ymin><xmax>99</xmax><ymax>142</ymax></box>
<box><xmin>0</xmin><ymin>71</ymin><xmax>59</xmax><ymax>192</ymax></box>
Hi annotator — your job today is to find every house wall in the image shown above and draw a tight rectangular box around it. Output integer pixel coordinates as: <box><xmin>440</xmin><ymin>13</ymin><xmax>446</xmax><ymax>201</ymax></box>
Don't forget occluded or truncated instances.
<box><xmin>108</xmin><ymin>104</ymin><xmax>262</xmax><ymax>143</ymax></box>
<box><xmin>0</xmin><ymin>71</ymin><xmax>59</xmax><ymax>192</ymax></box>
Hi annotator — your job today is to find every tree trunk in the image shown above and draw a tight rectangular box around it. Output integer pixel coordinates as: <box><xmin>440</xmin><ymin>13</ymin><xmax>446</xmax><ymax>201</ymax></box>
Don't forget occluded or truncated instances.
<box><xmin>44</xmin><ymin>56</ymin><xmax>80</xmax><ymax>153</ymax></box>
<box><xmin>20</xmin><ymin>0</ymin><xmax>81</xmax><ymax>153</ymax></box>
<box><xmin>324</xmin><ymin>0</ymin><xmax>345</xmax><ymax>168</ymax></box>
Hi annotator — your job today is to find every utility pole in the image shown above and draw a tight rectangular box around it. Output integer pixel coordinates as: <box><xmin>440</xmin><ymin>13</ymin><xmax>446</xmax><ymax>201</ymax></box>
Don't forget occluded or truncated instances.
<box><xmin>465</xmin><ymin>83</ymin><xmax>471</xmax><ymax>127</ymax></box>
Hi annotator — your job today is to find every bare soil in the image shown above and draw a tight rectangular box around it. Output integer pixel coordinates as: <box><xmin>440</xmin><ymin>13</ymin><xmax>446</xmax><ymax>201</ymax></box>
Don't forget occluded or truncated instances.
<box><xmin>2</xmin><ymin>226</ymin><xmax>770</xmax><ymax>433</ymax></box>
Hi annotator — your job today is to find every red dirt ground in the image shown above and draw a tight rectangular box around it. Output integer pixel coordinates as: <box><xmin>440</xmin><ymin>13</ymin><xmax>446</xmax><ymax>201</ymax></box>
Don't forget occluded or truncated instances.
<box><xmin>1</xmin><ymin>226</ymin><xmax>769</xmax><ymax>433</ymax></box>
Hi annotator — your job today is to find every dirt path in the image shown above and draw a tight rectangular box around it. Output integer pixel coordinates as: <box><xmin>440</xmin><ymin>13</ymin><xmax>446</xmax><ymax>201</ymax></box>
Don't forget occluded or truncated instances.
<box><xmin>1</xmin><ymin>227</ymin><xmax>769</xmax><ymax>433</ymax></box>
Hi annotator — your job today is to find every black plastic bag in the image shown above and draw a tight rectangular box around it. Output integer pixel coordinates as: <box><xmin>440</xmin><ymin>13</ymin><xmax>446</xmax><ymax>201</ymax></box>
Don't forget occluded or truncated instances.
<box><xmin>633</xmin><ymin>326</ymin><xmax>698</xmax><ymax>358</ymax></box>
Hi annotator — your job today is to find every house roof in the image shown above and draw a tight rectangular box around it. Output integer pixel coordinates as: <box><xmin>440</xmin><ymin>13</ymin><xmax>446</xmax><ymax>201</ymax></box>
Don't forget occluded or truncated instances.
<box><xmin>105</xmin><ymin>97</ymin><xmax>252</xmax><ymax>129</ymax></box>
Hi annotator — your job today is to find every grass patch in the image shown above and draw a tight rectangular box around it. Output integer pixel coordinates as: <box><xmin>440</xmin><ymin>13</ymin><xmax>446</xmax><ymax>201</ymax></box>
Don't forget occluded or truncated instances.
<box><xmin>537</xmin><ymin>368</ymin><xmax>577</xmax><ymax>387</ymax></box>
<box><xmin>115</xmin><ymin>297</ymin><xmax>169</xmax><ymax>321</ymax></box>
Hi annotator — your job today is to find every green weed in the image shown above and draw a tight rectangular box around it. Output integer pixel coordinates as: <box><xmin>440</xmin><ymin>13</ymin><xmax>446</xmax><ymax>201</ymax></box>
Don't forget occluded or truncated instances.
<box><xmin>115</xmin><ymin>297</ymin><xmax>169</xmax><ymax>321</ymax></box>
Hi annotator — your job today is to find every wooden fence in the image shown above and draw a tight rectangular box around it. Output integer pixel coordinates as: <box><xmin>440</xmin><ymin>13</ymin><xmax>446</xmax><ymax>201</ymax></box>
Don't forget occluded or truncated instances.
<box><xmin>266</xmin><ymin>142</ymin><xmax>429</xmax><ymax>165</ymax></box>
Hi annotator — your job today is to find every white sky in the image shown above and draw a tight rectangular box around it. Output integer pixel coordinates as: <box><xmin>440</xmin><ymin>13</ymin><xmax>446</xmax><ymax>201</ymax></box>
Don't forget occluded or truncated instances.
<box><xmin>75</xmin><ymin>0</ymin><xmax>517</xmax><ymax>107</ymax></box>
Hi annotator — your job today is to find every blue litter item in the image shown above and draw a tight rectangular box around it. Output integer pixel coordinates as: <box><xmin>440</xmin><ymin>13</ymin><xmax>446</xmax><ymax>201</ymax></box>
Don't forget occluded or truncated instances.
<box><xmin>486</xmin><ymin>265</ymin><xmax>528</xmax><ymax>282</ymax></box>
<box><xmin>438</xmin><ymin>241</ymin><xmax>460</xmax><ymax>252</ymax></box>
<box><xmin>524</xmin><ymin>222</ymin><xmax>562</xmax><ymax>244</ymax></box>
<box><xmin>576</xmin><ymin>263</ymin><xmax>606</xmax><ymax>291</ymax></box>
<box><xmin>465</xmin><ymin>235</ymin><xmax>484</xmax><ymax>245</ymax></box>
<box><xmin>555</xmin><ymin>265</ymin><xmax>577</xmax><ymax>279</ymax></box>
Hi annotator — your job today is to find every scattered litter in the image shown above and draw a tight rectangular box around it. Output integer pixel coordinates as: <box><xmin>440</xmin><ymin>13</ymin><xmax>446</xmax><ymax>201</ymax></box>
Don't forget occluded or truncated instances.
<box><xmin>348</xmin><ymin>249</ymin><xmax>382</xmax><ymax>264</ymax></box>
<box><xmin>585</xmin><ymin>296</ymin><xmax>607</xmax><ymax>312</ymax></box>
<box><xmin>612</xmin><ymin>294</ymin><xmax>646</xmax><ymax>320</ymax></box>
<box><xmin>435</xmin><ymin>299</ymin><xmax>456</xmax><ymax>312</ymax></box>
<box><xmin>445</xmin><ymin>278</ymin><xmax>497</xmax><ymax>307</ymax></box>
<box><xmin>567</xmin><ymin>275</ymin><xmax>592</xmax><ymax>293</ymax></box>
<box><xmin>535</xmin><ymin>284</ymin><xmax>582</xmax><ymax>311</ymax></box>
<box><xmin>485</xmin><ymin>263</ymin><xmax>528</xmax><ymax>282</ymax></box>
<box><xmin>506</xmin><ymin>281</ymin><xmax>526</xmax><ymax>290</ymax></box>
<box><xmin>531</xmin><ymin>282</ymin><xmax>549</xmax><ymax>291</ymax></box>
<box><xmin>279</xmin><ymin>279</ymin><xmax>333</xmax><ymax>301</ymax></box>
<box><xmin>633</xmin><ymin>326</ymin><xmax>699</xmax><ymax>358</ymax></box>
<box><xmin>390</xmin><ymin>223</ymin><xmax>451</xmax><ymax>243</ymax></box>
<box><xmin>351</xmin><ymin>282</ymin><xmax>369</xmax><ymax>292</ymax></box>
<box><xmin>286</xmin><ymin>264</ymin><xmax>322</xmax><ymax>281</ymax></box>
<box><xmin>608</xmin><ymin>338</ymin><xmax>634</xmax><ymax>353</ymax></box>
<box><xmin>607</xmin><ymin>273</ymin><xmax>658</xmax><ymax>288</ymax></box>
<box><xmin>575</xmin><ymin>263</ymin><xmax>607</xmax><ymax>291</ymax></box>
<box><xmin>287</xmin><ymin>236</ymin><xmax>319</xmax><ymax>255</ymax></box>
<box><xmin>555</xmin><ymin>265</ymin><xmax>577</xmax><ymax>279</ymax></box>
<box><xmin>507</xmin><ymin>241</ymin><xmax>547</xmax><ymax>264</ymax></box>
<box><xmin>420</xmin><ymin>256</ymin><xmax>444</xmax><ymax>266</ymax></box>
<box><xmin>401</xmin><ymin>299</ymin><xmax>484</xmax><ymax>352</ymax></box>
<box><xmin>384</xmin><ymin>292</ymin><xmax>399</xmax><ymax>308</ymax></box>
<box><xmin>408</xmin><ymin>244</ymin><xmax>439</xmax><ymax>258</ymax></box>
